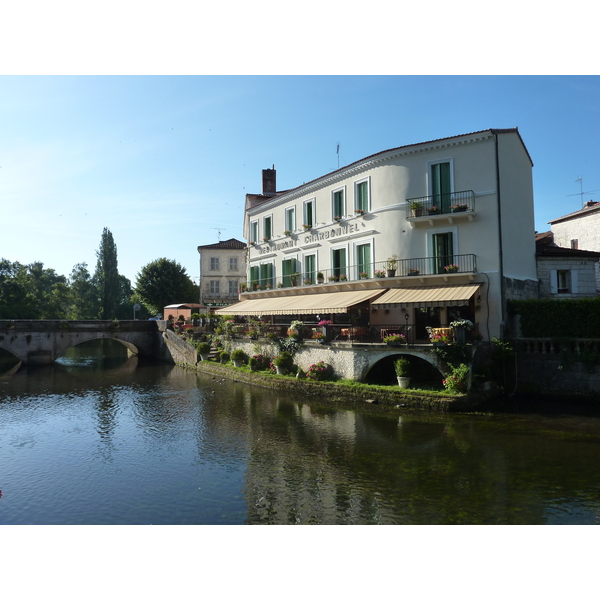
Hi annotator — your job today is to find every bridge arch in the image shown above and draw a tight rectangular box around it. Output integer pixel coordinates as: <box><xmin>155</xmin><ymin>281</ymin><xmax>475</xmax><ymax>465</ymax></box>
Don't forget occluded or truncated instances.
<box><xmin>360</xmin><ymin>348</ymin><xmax>447</xmax><ymax>386</ymax></box>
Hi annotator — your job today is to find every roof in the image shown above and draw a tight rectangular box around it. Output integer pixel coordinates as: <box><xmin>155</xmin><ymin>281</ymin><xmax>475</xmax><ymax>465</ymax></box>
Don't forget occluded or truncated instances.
<box><xmin>548</xmin><ymin>201</ymin><xmax>600</xmax><ymax>225</ymax></box>
<box><xmin>371</xmin><ymin>284</ymin><xmax>481</xmax><ymax>309</ymax></box>
<box><xmin>213</xmin><ymin>289</ymin><xmax>384</xmax><ymax>316</ymax></box>
<box><xmin>164</xmin><ymin>303</ymin><xmax>202</xmax><ymax>309</ymax></box>
<box><xmin>535</xmin><ymin>231</ymin><xmax>600</xmax><ymax>259</ymax></box>
<box><xmin>197</xmin><ymin>238</ymin><xmax>246</xmax><ymax>251</ymax></box>
<box><xmin>247</xmin><ymin>128</ymin><xmax>532</xmax><ymax>202</ymax></box>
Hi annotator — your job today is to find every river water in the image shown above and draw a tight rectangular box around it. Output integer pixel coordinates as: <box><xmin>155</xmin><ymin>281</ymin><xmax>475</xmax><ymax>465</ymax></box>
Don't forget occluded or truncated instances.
<box><xmin>1</xmin><ymin>340</ymin><xmax>600</xmax><ymax>525</ymax></box>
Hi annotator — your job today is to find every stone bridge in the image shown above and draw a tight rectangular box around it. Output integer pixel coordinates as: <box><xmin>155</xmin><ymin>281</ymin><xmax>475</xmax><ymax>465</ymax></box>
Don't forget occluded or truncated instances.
<box><xmin>0</xmin><ymin>320</ymin><xmax>166</xmax><ymax>366</ymax></box>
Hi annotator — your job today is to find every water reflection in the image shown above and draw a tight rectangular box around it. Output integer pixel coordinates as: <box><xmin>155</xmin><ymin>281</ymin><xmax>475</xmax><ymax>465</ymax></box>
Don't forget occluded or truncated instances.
<box><xmin>1</xmin><ymin>341</ymin><xmax>600</xmax><ymax>524</ymax></box>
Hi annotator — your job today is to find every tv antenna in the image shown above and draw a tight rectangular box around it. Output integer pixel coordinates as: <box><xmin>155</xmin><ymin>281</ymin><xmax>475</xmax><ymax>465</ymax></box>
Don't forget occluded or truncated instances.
<box><xmin>211</xmin><ymin>227</ymin><xmax>225</xmax><ymax>241</ymax></box>
<box><xmin>568</xmin><ymin>177</ymin><xmax>600</xmax><ymax>208</ymax></box>
<box><xmin>336</xmin><ymin>142</ymin><xmax>340</xmax><ymax>169</ymax></box>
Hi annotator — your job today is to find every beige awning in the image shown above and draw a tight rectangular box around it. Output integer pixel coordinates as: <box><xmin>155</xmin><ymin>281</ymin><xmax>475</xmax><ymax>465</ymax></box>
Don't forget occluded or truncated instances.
<box><xmin>214</xmin><ymin>289</ymin><xmax>385</xmax><ymax>316</ymax></box>
<box><xmin>371</xmin><ymin>284</ymin><xmax>481</xmax><ymax>309</ymax></box>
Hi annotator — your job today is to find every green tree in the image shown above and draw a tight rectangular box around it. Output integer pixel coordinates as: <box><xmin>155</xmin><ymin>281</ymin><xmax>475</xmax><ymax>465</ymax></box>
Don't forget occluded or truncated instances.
<box><xmin>68</xmin><ymin>262</ymin><xmax>100</xmax><ymax>319</ymax></box>
<box><xmin>93</xmin><ymin>228</ymin><xmax>121</xmax><ymax>319</ymax></box>
<box><xmin>135</xmin><ymin>258</ymin><xmax>198</xmax><ymax>315</ymax></box>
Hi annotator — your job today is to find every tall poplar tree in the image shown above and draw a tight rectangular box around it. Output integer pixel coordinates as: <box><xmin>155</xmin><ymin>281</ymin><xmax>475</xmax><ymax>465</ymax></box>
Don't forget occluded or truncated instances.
<box><xmin>94</xmin><ymin>228</ymin><xmax>121</xmax><ymax>319</ymax></box>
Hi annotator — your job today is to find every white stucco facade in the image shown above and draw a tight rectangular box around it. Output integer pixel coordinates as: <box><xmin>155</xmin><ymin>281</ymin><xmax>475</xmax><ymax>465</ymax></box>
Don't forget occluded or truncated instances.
<box><xmin>230</xmin><ymin>129</ymin><xmax>538</xmax><ymax>340</ymax></box>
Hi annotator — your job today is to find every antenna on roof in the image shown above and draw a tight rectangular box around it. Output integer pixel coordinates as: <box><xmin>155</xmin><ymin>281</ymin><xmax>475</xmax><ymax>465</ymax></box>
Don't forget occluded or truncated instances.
<box><xmin>336</xmin><ymin>143</ymin><xmax>340</xmax><ymax>169</ymax></box>
<box><xmin>211</xmin><ymin>227</ymin><xmax>225</xmax><ymax>241</ymax></box>
<box><xmin>568</xmin><ymin>177</ymin><xmax>600</xmax><ymax>208</ymax></box>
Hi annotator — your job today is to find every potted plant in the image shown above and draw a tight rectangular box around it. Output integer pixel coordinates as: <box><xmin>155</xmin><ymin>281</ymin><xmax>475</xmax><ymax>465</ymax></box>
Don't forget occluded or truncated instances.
<box><xmin>239</xmin><ymin>283</ymin><xmax>248</xmax><ymax>293</ymax></box>
<box><xmin>195</xmin><ymin>341</ymin><xmax>211</xmax><ymax>361</ymax></box>
<box><xmin>394</xmin><ymin>358</ymin><xmax>411</xmax><ymax>388</ymax></box>
<box><xmin>450</xmin><ymin>319</ymin><xmax>474</xmax><ymax>344</ymax></box>
<box><xmin>304</xmin><ymin>278</ymin><xmax>313</xmax><ymax>285</ymax></box>
<box><xmin>317</xmin><ymin>272</ymin><xmax>324</xmax><ymax>283</ymax></box>
<box><xmin>191</xmin><ymin>313</ymin><xmax>201</xmax><ymax>326</ymax></box>
<box><xmin>359</xmin><ymin>271</ymin><xmax>369</xmax><ymax>279</ymax></box>
<box><xmin>409</xmin><ymin>201</ymin><xmax>424</xmax><ymax>217</ymax></box>
<box><xmin>218</xmin><ymin>350</ymin><xmax>230</xmax><ymax>364</ymax></box>
<box><xmin>263</xmin><ymin>236</ymin><xmax>271</xmax><ymax>243</ymax></box>
<box><xmin>302</xmin><ymin>223</ymin><xmax>312</xmax><ymax>231</ymax></box>
<box><xmin>328</xmin><ymin>275</ymin><xmax>339</xmax><ymax>282</ymax></box>
<box><xmin>284</xmin><ymin>230</ymin><xmax>292</xmax><ymax>236</ymax></box>
<box><xmin>450</xmin><ymin>203</ymin><xmax>468</xmax><ymax>213</ymax></box>
<box><xmin>444</xmin><ymin>264</ymin><xmax>460</xmax><ymax>273</ymax></box>
<box><xmin>273</xmin><ymin>351</ymin><xmax>294</xmax><ymax>375</ymax></box>
<box><xmin>383</xmin><ymin>333</ymin><xmax>406</xmax><ymax>346</ymax></box>
<box><xmin>428</xmin><ymin>205</ymin><xmax>440</xmax><ymax>215</ymax></box>
<box><xmin>230</xmin><ymin>348</ymin><xmax>248</xmax><ymax>367</ymax></box>
<box><xmin>374</xmin><ymin>270</ymin><xmax>386</xmax><ymax>278</ymax></box>
<box><xmin>290</xmin><ymin>273</ymin><xmax>300</xmax><ymax>286</ymax></box>
<box><xmin>312</xmin><ymin>331</ymin><xmax>327</xmax><ymax>344</ymax></box>
<box><xmin>386</xmin><ymin>255</ymin><xmax>398</xmax><ymax>277</ymax></box>
<box><xmin>354</xmin><ymin>209</ymin><xmax>366</xmax><ymax>216</ymax></box>
<box><xmin>431</xmin><ymin>333</ymin><xmax>450</xmax><ymax>347</ymax></box>
<box><xmin>333</xmin><ymin>216</ymin><xmax>343</xmax><ymax>223</ymax></box>
<box><xmin>339</xmin><ymin>273</ymin><xmax>347</xmax><ymax>281</ymax></box>
<box><xmin>408</xmin><ymin>267</ymin><xmax>420</xmax><ymax>276</ymax></box>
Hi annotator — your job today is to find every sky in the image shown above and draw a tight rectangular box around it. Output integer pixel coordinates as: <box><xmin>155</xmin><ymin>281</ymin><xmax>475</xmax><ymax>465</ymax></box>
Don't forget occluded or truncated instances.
<box><xmin>3</xmin><ymin>75</ymin><xmax>600</xmax><ymax>285</ymax></box>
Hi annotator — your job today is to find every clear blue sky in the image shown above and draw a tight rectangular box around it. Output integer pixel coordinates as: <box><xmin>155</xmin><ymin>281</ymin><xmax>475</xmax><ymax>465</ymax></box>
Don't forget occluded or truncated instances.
<box><xmin>2</xmin><ymin>75</ymin><xmax>600</xmax><ymax>284</ymax></box>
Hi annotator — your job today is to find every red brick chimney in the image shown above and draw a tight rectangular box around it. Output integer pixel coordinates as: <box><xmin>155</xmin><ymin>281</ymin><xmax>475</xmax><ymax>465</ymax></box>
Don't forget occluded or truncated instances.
<box><xmin>262</xmin><ymin>166</ymin><xmax>276</xmax><ymax>195</ymax></box>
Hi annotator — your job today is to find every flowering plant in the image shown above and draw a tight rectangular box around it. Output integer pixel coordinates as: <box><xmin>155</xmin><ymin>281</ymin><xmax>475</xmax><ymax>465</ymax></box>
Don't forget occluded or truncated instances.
<box><xmin>306</xmin><ymin>361</ymin><xmax>334</xmax><ymax>381</ymax></box>
<box><xmin>312</xmin><ymin>331</ymin><xmax>326</xmax><ymax>340</ymax></box>
<box><xmin>374</xmin><ymin>270</ymin><xmax>386</xmax><ymax>278</ymax></box>
<box><xmin>304</xmin><ymin>278</ymin><xmax>313</xmax><ymax>285</ymax></box>
<box><xmin>354</xmin><ymin>209</ymin><xmax>365</xmax><ymax>215</ymax></box>
<box><xmin>333</xmin><ymin>216</ymin><xmax>343</xmax><ymax>222</ymax></box>
<box><xmin>318</xmin><ymin>320</ymin><xmax>333</xmax><ymax>326</ymax></box>
<box><xmin>450</xmin><ymin>319</ymin><xmax>473</xmax><ymax>329</ymax></box>
<box><xmin>444</xmin><ymin>264</ymin><xmax>459</xmax><ymax>272</ymax></box>
<box><xmin>431</xmin><ymin>333</ymin><xmax>451</xmax><ymax>344</ymax></box>
<box><xmin>284</xmin><ymin>230</ymin><xmax>292</xmax><ymax>236</ymax></box>
<box><xmin>249</xmin><ymin>354</ymin><xmax>271</xmax><ymax>371</ymax></box>
<box><xmin>450</xmin><ymin>204</ymin><xmax>468</xmax><ymax>212</ymax></box>
<box><xmin>263</xmin><ymin>237</ymin><xmax>271</xmax><ymax>242</ymax></box>
<box><xmin>428</xmin><ymin>205</ymin><xmax>440</xmax><ymax>214</ymax></box>
<box><xmin>442</xmin><ymin>363</ymin><xmax>470</xmax><ymax>394</ymax></box>
<box><xmin>359</xmin><ymin>272</ymin><xmax>369</xmax><ymax>279</ymax></box>
<box><xmin>290</xmin><ymin>320</ymin><xmax>303</xmax><ymax>331</ymax></box>
<box><xmin>408</xmin><ymin>268</ymin><xmax>420</xmax><ymax>275</ymax></box>
<box><xmin>339</xmin><ymin>274</ymin><xmax>347</xmax><ymax>281</ymax></box>
<box><xmin>383</xmin><ymin>334</ymin><xmax>406</xmax><ymax>344</ymax></box>
<box><xmin>302</xmin><ymin>224</ymin><xmax>312</xmax><ymax>231</ymax></box>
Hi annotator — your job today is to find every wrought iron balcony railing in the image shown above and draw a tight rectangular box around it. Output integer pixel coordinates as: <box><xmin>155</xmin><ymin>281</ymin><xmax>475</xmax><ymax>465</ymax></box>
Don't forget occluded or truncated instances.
<box><xmin>406</xmin><ymin>190</ymin><xmax>475</xmax><ymax>218</ymax></box>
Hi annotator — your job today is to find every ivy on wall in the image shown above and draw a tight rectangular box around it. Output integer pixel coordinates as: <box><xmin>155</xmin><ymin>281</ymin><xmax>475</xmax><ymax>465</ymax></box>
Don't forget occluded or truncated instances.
<box><xmin>508</xmin><ymin>298</ymin><xmax>600</xmax><ymax>338</ymax></box>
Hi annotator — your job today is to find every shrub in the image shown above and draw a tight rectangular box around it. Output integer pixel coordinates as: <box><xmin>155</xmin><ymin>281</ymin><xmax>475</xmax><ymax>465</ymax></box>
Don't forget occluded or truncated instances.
<box><xmin>306</xmin><ymin>361</ymin><xmax>334</xmax><ymax>381</ymax></box>
<box><xmin>442</xmin><ymin>363</ymin><xmax>470</xmax><ymax>394</ymax></box>
<box><xmin>394</xmin><ymin>358</ymin><xmax>411</xmax><ymax>377</ymax></box>
<box><xmin>218</xmin><ymin>350</ymin><xmax>230</xmax><ymax>364</ymax></box>
<box><xmin>230</xmin><ymin>349</ymin><xmax>248</xmax><ymax>363</ymax></box>
<box><xmin>249</xmin><ymin>354</ymin><xmax>271</xmax><ymax>371</ymax></box>
<box><xmin>273</xmin><ymin>351</ymin><xmax>294</xmax><ymax>371</ymax></box>
<box><xmin>195</xmin><ymin>342</ymin><xmax>211</xmax><ymax>355</ymax></box>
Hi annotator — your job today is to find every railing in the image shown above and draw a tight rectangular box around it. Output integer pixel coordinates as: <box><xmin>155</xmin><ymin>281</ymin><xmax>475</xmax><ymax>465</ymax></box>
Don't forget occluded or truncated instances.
<box><xmin>240</xmin><ymin>254</ymin><xmax>477</xmax><ymax>292</ymax></box>
<box><xmin>406</xmin><ymin>190</ymin><xmax>475</xmax><ymax>217</ymax></box>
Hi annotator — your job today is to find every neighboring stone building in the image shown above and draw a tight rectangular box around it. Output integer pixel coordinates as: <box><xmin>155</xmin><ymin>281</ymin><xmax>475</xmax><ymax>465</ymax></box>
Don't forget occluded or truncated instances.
<box><xmin>535</xmin><ymin>231</ymin><xmax>600</xmax><ymax>298</ymax></box>
<box><xmin>197</xmin><ymin>238</ymin><xmax>247</xmax><ymax>310</ymax></box>
<box><xmin>549</xmin><ymin>200</ymin><xmax>600</xmax><ymax>289</ymax></box>
<box><xmin>217</xmin><ymin>128</ymin><xmax>538</xmax><ymax>341</ymax></box>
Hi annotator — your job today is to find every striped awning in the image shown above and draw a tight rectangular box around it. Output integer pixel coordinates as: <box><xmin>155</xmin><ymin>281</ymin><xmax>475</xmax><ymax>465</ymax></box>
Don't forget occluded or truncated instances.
<box><xmin>214</xmin><ymin>289</ymin><xmax>385</xmax><ymax>316</ymax></box>
<box><xmin>371</xmin><ymin>284</ymin><xmax>481</xmax><ymax>309</ymax></box>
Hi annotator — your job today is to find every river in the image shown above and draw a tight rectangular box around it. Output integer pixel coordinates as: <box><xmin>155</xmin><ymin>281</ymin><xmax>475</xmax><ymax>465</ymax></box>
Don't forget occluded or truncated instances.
<box><xmin>1</xmin><ymin>340</ymin><xmax>600</xmax><ymax>525</ymax></box>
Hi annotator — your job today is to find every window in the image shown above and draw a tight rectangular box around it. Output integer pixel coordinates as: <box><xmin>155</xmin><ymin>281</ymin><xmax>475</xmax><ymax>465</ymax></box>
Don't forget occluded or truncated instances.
<box><xmin>209</xmin><ymin>280</ymin><xmax>220</xmax><ymax>295</ymax></box>
<box><xmin>331</xmin><ymin>247</ymin><xmax>347</xmax><ymax>279</ymax></box>
<box><xmin>260</xmin><ymin>262</ymin><xmax>274</xmax><ymax>289</ymax></box>
<box><xmin>250</xmin><ymin>221</ymin><xmax>258</xmax><ymax>244</ymax></box>
<box><xmin>355</xmin><ymin>179</ymin><xmax>370</xmax><ymax>213</ymax></box>
<box><xmin>210</xmin><ymin>257</ymin><xmax>220</xmax><ymax>271</ymax></box>
<box><xmin>282</xmin><ymin>258</ymin><xmax>298</xmax><ymax>287</ymax></box>
<box><xmin>229</xmin><ymin>257</ymin><xmax>238</xmax><ymax>271</ymax></box>
<box><xmin>332</xmin><ymin>188</ymin><xmax>345</xmax><ymax>220</ymax></box>
<box><xmin>303</xmin><ymin>199</ymin><xmax>315</xmax><ymax>228</ymax></box>
<box><xmin>430</xmin><ymin>161</ymin><xmax>452</xmax><ymax>212</ymax></box>
<box><xmin>263</xmin><ymin>215</ymin><xmax>272</xmax><ymax>240</ymax></box>
<box><xmin>228</xmin><ymin>280</ymin><xmax>238</xmax><ymax>296</ymax></box>
<box><xmin>432</xmin><ymin>232</ymin><xmax>454</xmax><ymax>274</ymax></box>
<box><xmin>356</xmin><ymin>242</ymin><xmax>372</xmax><ymax>278</ymax></box>
<box><xmin>285</xmin><ymin>207</ymin><xmax>296</xmax><ymax>233</ymax></box>
<box><xmin>249</xmin><ymin>265</ymin><xmax>260</xmax><ymax>289</ymax></box>
<box><xmin>304</xmin><ymin>254</ymin><xmax>316</xmax><ymax>284</ymax></box>
<box><xmin>550</xmin><ymin>269</ymin><xmax>578</xmax><ymax>294</ymax></box>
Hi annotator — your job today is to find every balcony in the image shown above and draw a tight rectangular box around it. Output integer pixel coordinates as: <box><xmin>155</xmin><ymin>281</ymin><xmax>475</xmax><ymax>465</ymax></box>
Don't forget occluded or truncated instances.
<box><xmin>239</xmin><ymin>254</ymin><xmax>477</xmax><ymax>296</ymax></box>
<box><xmin>406</xmin><ymin>190</ymin><xmax>475</xmax><ymax>227</ymax></box>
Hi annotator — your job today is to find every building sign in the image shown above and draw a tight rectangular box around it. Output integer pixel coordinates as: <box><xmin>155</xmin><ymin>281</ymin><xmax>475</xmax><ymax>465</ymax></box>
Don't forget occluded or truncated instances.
<box><xmin>304</xmin><ymin>223</ymin><xmax>360</xmax><ymax>244</ymax></box>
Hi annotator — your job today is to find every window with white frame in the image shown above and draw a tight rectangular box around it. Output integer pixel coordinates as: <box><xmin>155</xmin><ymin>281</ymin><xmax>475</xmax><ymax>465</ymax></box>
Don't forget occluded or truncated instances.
<box><xmin>284</xmin><ymin>207</ymin><xmax>296</xmax><ymax>233</ymax></box>
<box><xmin>303</xmin><ymin>254</ymin><xmax>316</xmax><ymax>284</ymax></box>
<box><xmin>429</xmin><ymin>159</ymin><xmax>454</xmax><ymax>212</ymax></box>
<box><xmin>229</xmin><ymin>257</ymin><xmax>238</xmax><ymax>271</ymax></box>
<box><xmin>263</xmin><ymin>215</ymin><xmax>272</xmax><ymax>240</ymax></box>
<box><xmin>331</xmin><ymin>245</ymin><xmax>348</xmax><ymax>280</ymax></box>
<box><xmin>332</xmin><ymin>187</ymin><xmax>345</xmax><ymax>220</ymax></box>
<box><xmin>209</xmin><ymin>280</ymin><xmax>220</xmax><ymax>295</ymax></box>
<box><xmin>250</xmin><ymin>220</ymin><xmax>258</xmax><ymax>244</ymax></box>
<box><xmin>228</xmin><ymin>280</ymin><xmax>237</xmax><ymax>296</ymax></box>
<box><xmin>303</xmin><ymin>199</ymin><xmax>316</xmax><ymax>228</ymax></box>
<box><xmin>355</xmin><ymin>241</ymin><xmax>373</xmax><ymax>279</ymax></box>
<box><xmin>354</xmin><ymin>178</ymin><xmax>370</xmax><ymax>214</ymax></box>
<box><xmin>550</xmin><ymin>269</ymin><xmax>578</xmax><ymax>294</ymax></box>
<box><xmin>210</xmin><ymin>257</ymin><xmax>219</xmax><ymax>271</ymax></box>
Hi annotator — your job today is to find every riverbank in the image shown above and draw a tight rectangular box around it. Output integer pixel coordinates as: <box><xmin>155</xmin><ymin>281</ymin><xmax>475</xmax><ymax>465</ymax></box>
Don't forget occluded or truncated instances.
<box><xmin>187</xmin><ymin>360</ymin><xmax>478</xmax><ymax>412</ymax></box>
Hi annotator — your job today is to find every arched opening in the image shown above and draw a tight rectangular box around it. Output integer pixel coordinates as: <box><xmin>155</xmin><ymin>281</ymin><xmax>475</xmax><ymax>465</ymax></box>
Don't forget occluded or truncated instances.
<box><xmin>364</xmin><ymin>353</ymin><xmax>444</xmax><ymax>389</ymax></box>
<box><xmin>0</xmin><ymin>347</ymin><xmax>21</xmax><ymax>374</ymax></box>
<box><xmin>56</xmin><ymin>338</ymin><xmax>132</xmax><ymax>370</ymax></box>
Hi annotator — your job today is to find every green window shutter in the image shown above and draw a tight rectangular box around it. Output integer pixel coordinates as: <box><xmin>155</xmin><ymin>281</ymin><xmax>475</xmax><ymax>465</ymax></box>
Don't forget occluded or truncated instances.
<box><xmin>250</xmin><ymin>266</ymin><xmax>259</xmax><ymax>287</ymax></box>
<box><xmin>305</xmin><ymin>202</ymin><xmax>314</xmax><ymax>227</ymax></box>
<box><xmin>431</xmin><ymin>162</ymin><xmax>451</xmax><ymax>212</ymax></box>
<box><xmin>357</xmin><ymin>243</ymin><xmax>371</xmax><ymax>277</ymax></box>
<box><xmin>264</xmin><ymin>217</ymin><xmax>272</xmax><ymax>239</ymax></box>
<box><xmin>357</xmin><ymin>182</ymin><xmax>368</xmax><ymax>212</ymax></box>
<box><xmin>304</xmin><ymin>255</ymin><xmax>315</xmax><ymax>283</ymax></box>
<box><xmin>282</xmin><ymin>258</ymin><xmax>296</xmax><ymax>287</ymax></box>
<box><xmin>333</xmin><ymin>248</ymin><xmax>347</xmax><ymax>277</ymax></box>
<box><xmin>333</xmin><ymin>191</ymin><xmax>344</xmax><ymax>218</ymax></box>
<box><xmin>433</xmin><ymin>232</ymin><xmax>453</xmax><ymax>273</ymax></box>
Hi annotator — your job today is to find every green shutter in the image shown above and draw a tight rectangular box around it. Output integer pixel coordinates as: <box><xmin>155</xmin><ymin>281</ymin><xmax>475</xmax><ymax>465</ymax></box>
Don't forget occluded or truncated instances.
<box><xmin>250</xmin><ymin>266</ymin><xmax>259</xmax><ymax>288</ymax></box>
<box><xmin>357</xmin><ymin>181</ymin><xmax>368</xmax><ymax>212</ymax></box>
<box><xmin>432</xmin><ymin>162</ymin><xmax>451</xmax><ymax>212</ymax></box>
<box><xmin>333</xmin><ymin>191</ymin><xmax>344</xmax><ymax>218</ymax></box>
<box><xmin>357</xmin><ymin>243</ymin><xmax>371</xmax><ymax>277</ymax></box>
<box><xmin>433</xmin><ymin>232</ymin><xmax>453</xmax><ymax>273</ymax></box>
<box><xmin>305</xmin><ymin>201</ymin><xmax>314</xmax><ymax>227</ymax></box>
<box><xmin>304</xmin><ymin>255</ymin><xmax>315</xmax><ymax>283</ymax></box>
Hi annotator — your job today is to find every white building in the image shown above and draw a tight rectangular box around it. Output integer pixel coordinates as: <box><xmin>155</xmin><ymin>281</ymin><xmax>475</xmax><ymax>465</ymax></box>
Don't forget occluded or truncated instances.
<box><xmin>218</xmin><ymin>129</ymin><xmax>538</xmax><ymax>341</ymax></box>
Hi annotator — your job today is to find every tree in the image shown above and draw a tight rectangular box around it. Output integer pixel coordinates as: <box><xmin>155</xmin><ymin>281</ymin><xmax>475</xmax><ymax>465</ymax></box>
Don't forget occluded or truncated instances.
<box><xmin>68</xmin><ymin>262</ymin><xmax>99</xmax><ymax>319</ymax></box>
<box><xmin>94</xmin><ymin>228</ymin><xmax>121</xmax><ymax>319</ymax></box>
<box><xmin>136</xmin><ymin>258</ymin><xmax>198</xmax><ymax>315</ymax></box>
